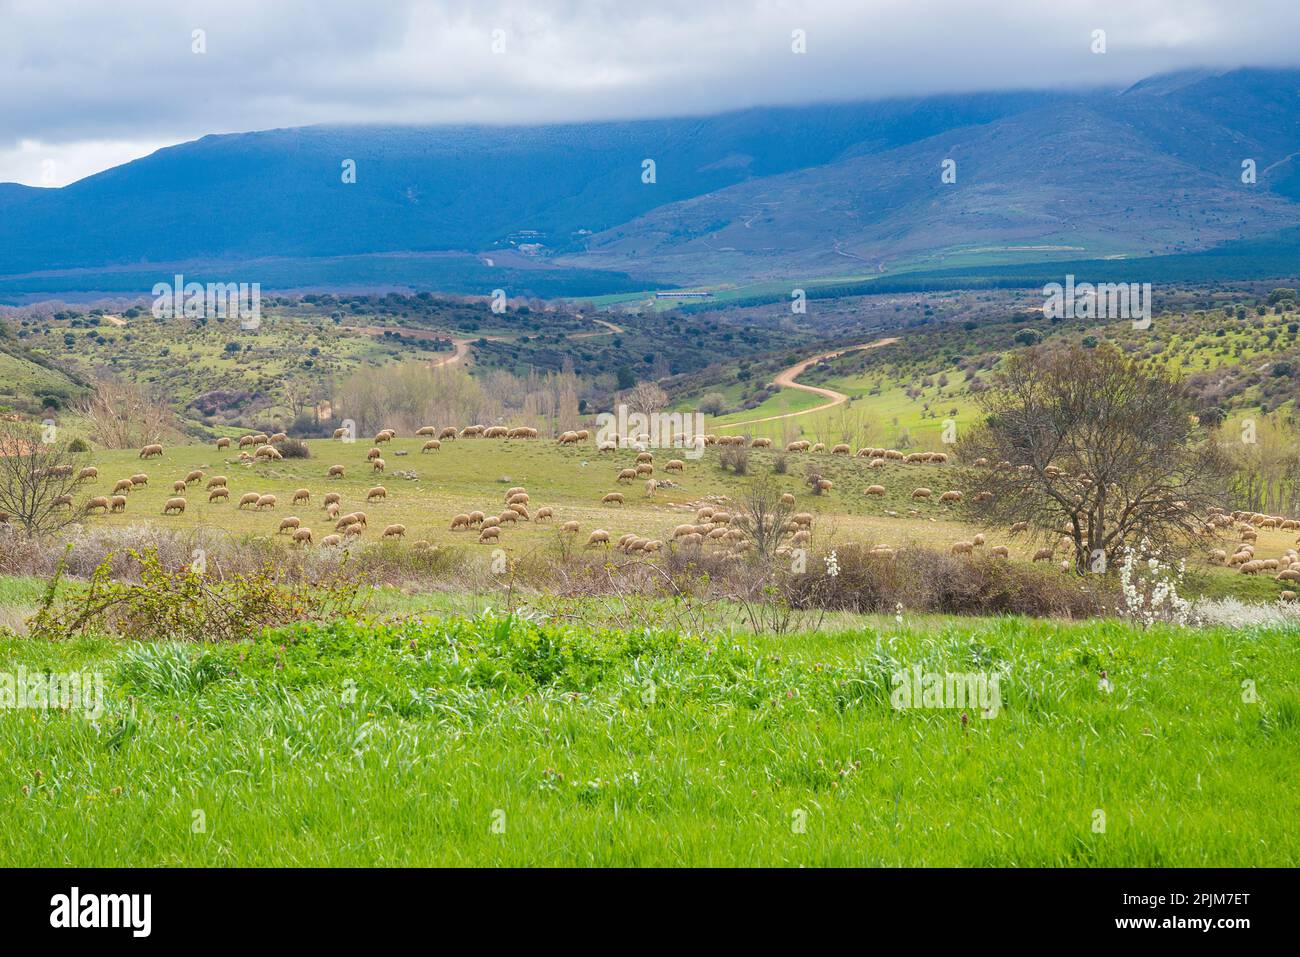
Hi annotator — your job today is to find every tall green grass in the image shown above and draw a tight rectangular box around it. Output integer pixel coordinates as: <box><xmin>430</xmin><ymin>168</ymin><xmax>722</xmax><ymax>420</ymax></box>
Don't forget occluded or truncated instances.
<box><xmin>0</xmin><ymin>612</ymin><xmax>1296</xmax><ymax>866</ymax></box>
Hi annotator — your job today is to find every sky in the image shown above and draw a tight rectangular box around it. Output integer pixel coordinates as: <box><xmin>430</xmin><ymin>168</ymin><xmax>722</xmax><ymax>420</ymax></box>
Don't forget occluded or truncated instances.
<box><xmin>3</xmin><ymin>0</ymin><xmax>1299</xmax><ymax>186</ymax></box>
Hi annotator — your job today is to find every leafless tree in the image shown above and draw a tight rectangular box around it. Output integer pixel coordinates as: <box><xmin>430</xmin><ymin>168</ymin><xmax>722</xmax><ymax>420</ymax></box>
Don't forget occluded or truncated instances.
<box><xmin>962</xmin><ymin>343</ymin><xmax>1230</xmax><ymax>572</ymax></box>
<box><xmin>78</xmin><ymin>379</ymin><xmax>175</xmax><ymax>449</ymax></box>
<box><xmin>731</xmin><ymin>477</ymin><xmax>795</xmax><ymax>557</ymax></box>
<box><xmin>623</xmin><ymin>381</ymin><xmax>668</xmax><ymax>418</ymax></box>
<box><xmin>0</xmin><ymin>421</ymin><xmax>89</xmax><ymax>538</ymax></box>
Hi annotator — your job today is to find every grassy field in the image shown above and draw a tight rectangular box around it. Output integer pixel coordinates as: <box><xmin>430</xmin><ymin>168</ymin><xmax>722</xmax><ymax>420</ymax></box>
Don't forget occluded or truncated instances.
<box><xmin>40</xmin><ymin>437</ymin><xmax>1300</xmax><ymax>599</ymax></box>
<box><xmin>1</xmin><ymin>610</ymin><xmax>1296</xmax><ymax>866</ymax></box>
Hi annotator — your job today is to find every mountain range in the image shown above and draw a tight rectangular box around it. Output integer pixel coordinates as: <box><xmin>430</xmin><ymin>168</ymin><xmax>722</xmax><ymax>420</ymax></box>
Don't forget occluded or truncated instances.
<box><xmin>2</xmin><ymin>67</ymin><xmax>1299</xmax><ymax>297</ymax></box>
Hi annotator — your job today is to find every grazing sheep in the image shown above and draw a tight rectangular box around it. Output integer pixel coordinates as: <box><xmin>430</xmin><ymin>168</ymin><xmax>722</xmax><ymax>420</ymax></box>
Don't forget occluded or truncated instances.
<box><xmin>636</xmin><ymin>463</ymin><xmax>654</xmax><ymax>477</ymax></box>
<box><xmin>507</xmin><ymin>492</ymin><xmax>530</xmax><ymax>506</ymax></box>
<box><xmin>1032</xmin><ymin>548</ymin><xmax>1054</xmax><ymax>562</ymax></box>
<box><xmin>292</xmin><ymin>528</ymin><xmax>313</xmax><ymax>545</ymax></box>
<box><xmin>1209</xmin><ymin>549</ymin><xmax>1228</xmax><ymax>564</ymax></box>
<box><xmin>332</xmin><ymin>428</ymin><xmax>349</xmax><ymax>440</ymax></box>
<box><xmin>498</xmin><ymin>510</ymin><xmax>518</xmax><ymax>524</ymax></box>
<box><xmin>973</xmin><ymin>534</ymin><xmax>986</xmax><ymax>547</ymax></box>
<box><xmin>325</xmin><ymin>503</ymin><xmax>340</xmax><ymax>519</ymax></box>
<box><xmin>450</xmin><ymin>514</ymin><xmax>471</xmax><ymax>530</ymax></box>
<box><xmin>216</xmin><ymin>437</ymin><xmax>232</xmax><ymax>449</ymax></box>
<box><xmin>258</xmin><ymin>446</ymin><xmax>284</xmax><ymax>461</ymax></box>
<box><xmin>206</xmin><ymin>476</ymin><xmax>228</xmax><ymax>489</ymax></box>
<box><xmin>781</xmin><ymin>493</ymin><xmax>796</xmax><ymax>505</ymax></box>
<box><xmin>989</xmin><ymin>545</ymin><xmax>1010</xmax><ymax>558</ymax></box>
<box><xmin>1009</xmin><ymin>521</ymin><xmax>1030</xmax><ymax>535</ymax></box>
<box><xmin>277</xmin><ymin>517</ymin><xmax>301</xmax><ymax>534</ymax></box>
<box><xmin>421</xmin><ymin>440</ymin><xmax>441</xmax><ymax>453</ymax></box>
<box><xmin>112</xmin><ymin>479</ymin><xmax>133</xmax><ymax>495</ymax></box>
<box><xmin>292</xmin><ymin>488</ymin><xmax>311</xmax><ymax>505</ymax></box>
<box><xmin>831</xmin><ymin>444</ymin><xmax>851</xmax><ymax>455</ymax></box>
<box><xmin>617</xmin><ymin>468</ymin><xmax>637</xmax><ymax>483</ymax></box>
<box><xmin>336</xmin><ymin>514</ymin><xmax>358</xmax><ymax>531</ymax></box>
<box><xmin>255</xmin><ymin>494</ymin><xmax>277</xmax><ymax>510</ymax></box>
<box><xmin>238</xmin><ymin>435</ymin><xmax>257</xmax><ymax>448</ymax></box>
<box><xmin>372</xmin><ymin>458</ymin><xmax>385</xmax><ymax>473</ymax></box>
<box><xmin>130</xmin><ymin>473</ymin><xmax>149</xmax><ymax>487</ymax></box>
<box><xmin>939</xmin><ymin>490</ymin><xmax>963</xmax><ymax>503</ymax></box>
<box><xmin>321</xmin><ymin>534</ymin><xmax>341</xmax><ymax>547</ymax></box>
<box><xmin>208</xmin><ymin>488</ymin><xmax>230</xmax><ymax>503</ymax></box>
<box><xmin>239</xmin><ymin>493</ymin><xmax>261</xmax><ymax>509</ymax></box>
<box><xmin>416</xmin><ymin>426</ymin><xmax>437</xmax><ymax>437</ymax></box>
<box><xmin>328</xmin><ymin>465</ymin><xmax>345</xmax><ymax>478</ymax></box>
<box><xmin>751</xmin><ymin>437</ymin><xmax>772</xmax><ymax>448</ymax></box>
<box><xmin>367</xmin><ymin>447</ymin><xmax>383</xmax><ymax>461</ymax></box>
<box><xmin>866</xmin><ymin>484</ymin><xmax>886</xmax><ymax>496</ymax></box>
<box><xmin>367</xmin><ymin>486</ymin><xmax>387</xmax><ymax>502</ymax></box>
<box><xmin>644</xmin><ymin>479</ymin><xmax>657</xmax><ymax>497</ymax></box>
<box><xmin>86</xmin><ymin>496</ymin><xmax>110</xmax><ymax>512</ymax></box>
<box><xmin>172</xmin><ymin>480</ymin><xmax>187</xmax><ymax>493</ymax></box>
<box><xmin>468</xmin><ymin>511</ymin><xmax>485</xmax><ymax>526</ymax></box>
<box><xmin>345</xmin><ymin>523</ymin><xmax>365</xmax><ymax>538</ymax></box>
<box><xmin>138</xmin><ymin>443</ymin><xmax>164</xmax><ymax>459</ymax></box>
<box><xmin>792</xmin><ymin>512</ymin><xmax>813</xmax><ymax>528</ymax></box>
<box><xmin>323</xmin><ymin>492</ymin><xmax>341</xmax><ymax>507</ymax></box>
<box><xmin>160</xmin><ymin>497</ymin><xmax>186</xmax><ymax>515</ymax></box>
<box><xmin>352</xmin><ymin>511</ymin><xmax>368</xmax><ymax>527</ymax></box>
<box><xmin>585</xmin><ymin>529</ymin><xmax>611</xmax><ymax>547</ymax></box>
<box><xmin>810</xmin><ymin>443</ymin><xmax>826</xmax><ymax>454</ymax></box>
<box><xmin>951</xmin><ymin>541</ymin><xmax>974</xmax><ymax>555</ymax></box>
<box><xmin>911</xmin><ymin>488</ymin><xmax>932</xmax><ymax>500</ymax></box>
<box><xmin>438</xmin><ymin>427</ymin><xmax>458</xmax><ymax>440</ymax></box>
<box><xmin>536</xmin><ymin>507</ymin><xmax>554</xmax><ymax>522</ymax></box>
<box><xmin>562</xmin><ymin>520</ymin><xmax>579</xmax><ymax>533</ymax></box>
<box><xmin>1281</xmin><ymin>591</ymin><xmax>1297</xmax><ymax>602</ymax></box>
<box><xmin>816</xmin><ymin>479</ymin><xmax>833</xmax><ymax>492</ymax></box>
<box><xmin>557</xmin><ymin>431</ymin><xmax>580</xmax><ymax>445</ymax></box>
<box><xmin>664</xmin><ymin>459</ymin><xmax>685</xmax><ymax>472</ymax></box>
<box><xmin>53</xmin><ymin>495</ymin><xmax>75</xmax><ymax>509</ymax></box>
<box><xmin>382</xmin><ymin>523</ymin><xmax>406</xmax><ymax>539</ymax></box>
<box><xmin>635</xmin><ymin>452</ymin><xmax>653</xmax><ymax>464</ymax></box>
<box><xmin>602</xmin><ymin>492</ymin><xmax>625</xmax><ymax>505</ymax></box>
<box><xmin>77</xmin><ymin>467</ymin><xmax>98</xmax><ymax>481</ymax></box>
<box><xmin>974</xmin><ymin>491</ymin><xmax>994</xmax><ymax>504</ymax></box>
<box><xmin>110</xmin><ymin>495</ymin><xmax>127</xmax><ymax>513</ymax></box>
<box><xmin>478</xmin><ymin>527</ymin><xmax>501</xmax><ymax>544</ymax></box>
<box><xmin>374</xmin><ymin>431</ymin><xmax>394</xmax><ymax>444</ymax></box>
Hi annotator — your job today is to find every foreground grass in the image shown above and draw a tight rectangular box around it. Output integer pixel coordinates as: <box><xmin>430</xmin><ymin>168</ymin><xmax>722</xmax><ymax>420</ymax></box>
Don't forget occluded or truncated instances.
<box><xmin>1</xmin><ymin>612</ymin><xmax>1296</xmax><ymax>867</ymax></box>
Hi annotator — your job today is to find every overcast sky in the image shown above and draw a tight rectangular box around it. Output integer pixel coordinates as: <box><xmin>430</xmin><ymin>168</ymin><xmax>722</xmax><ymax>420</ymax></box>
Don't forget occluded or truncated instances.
<box><xmin>3</xmin><ymin>0</ymin><xmax>1298</xmax><ymax>186</ymax></box>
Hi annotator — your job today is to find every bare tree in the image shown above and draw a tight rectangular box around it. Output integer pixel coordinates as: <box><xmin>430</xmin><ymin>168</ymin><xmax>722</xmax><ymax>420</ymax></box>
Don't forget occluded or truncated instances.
<box><xmin>0</xmin><ymin>421</ymin><xmax>88</xmax><ymax>538</ymax></box>
<box><xmin>731</xmin><ymin>477</ymin><xmax>795</xmax><ymax>557</ymax></box>
<box><xmin>962</xmin><ymin>343</ymin><xmax>1230</xmax><ymax>572</ymax></box>
<box><xmin>623</xmin><ymin>381</ymin><xmax>668</xmax><ymax>418</ymax></box>
<box><xmin>78</xmin><ymin>379</ymin><xmax>175</xmax><ymax>449</ymax></box>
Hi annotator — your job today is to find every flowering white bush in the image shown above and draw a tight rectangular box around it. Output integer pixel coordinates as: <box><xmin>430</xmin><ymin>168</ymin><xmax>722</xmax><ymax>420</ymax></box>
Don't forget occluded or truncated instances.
<box><xmin>1190</xmin><ymin>596</ymin><xmax>1300</xmax><ymax>630</ymax></box>
<box><xmin>824</xmin><ymin>550</ymin><xmax>840</xmax><ymax>578</ymax></box>
<box><xmin>1118</xmin><ymin>542</ymin><xmax>1193</xmax><ymax>627</ymax></box>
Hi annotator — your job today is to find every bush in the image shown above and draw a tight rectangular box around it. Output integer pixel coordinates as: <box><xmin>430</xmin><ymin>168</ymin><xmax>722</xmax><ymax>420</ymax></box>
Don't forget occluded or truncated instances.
<box><xmin>278</xmin><ymin>438</ymin><xmax>311</xmax><ymax>458</ymax></box>
<box><xmin>67</xmin><ymin>436</ymin><xmax>91</xmax><ymax>453</ymax></box>
<box><xmin>719</xmin><ymin>446</ymin><xmax>749</xmax><ymax>475</ymax></box>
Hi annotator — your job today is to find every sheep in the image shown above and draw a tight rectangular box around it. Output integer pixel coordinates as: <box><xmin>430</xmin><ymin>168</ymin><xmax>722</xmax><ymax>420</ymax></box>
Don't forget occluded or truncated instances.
<box><xmin>792</xmin><ymin>512</ymin><xmax>813</xmax><ymax>528</ymax></box>
<box><xmin>292</xmin><ymin>488</ymin><xmax>311</xmax><ymax>505</ymax></box>
<box><xmin>866</xmin><ymin>485</ymin><xmax>886</xmax><ymax>496</ymax></box>
<box><xmin>911</xmin><ymin>488</ymin><xmax>933</xmax><ymax>500</ymax></box>
<box><xmin>478</xmin><ymin>527</ymin><xmax>501</xmax><ymax>544</ymax></box>
<box><xmin>665</xmin><ymin>459</ymin><xmax>685</xmax><ymax>472</ymax></box>
<box><xmin>269</xmin><ymin>432</ymin><xmax>288</xmax><ymax>444</ymax></box>
<box><xmin>1032</xmin><ymin>548</ymin><xmax>1054</xmax><ymax>562</ymax></box>
<box><xmin>562</xmin><ymin>520</ymin><xmax>579</xmax><ymax>533</ymax></box>
<box><xmin>792</xmin><ymin>529</ymin><xmax>811</xmax><ymax>546</ymax></box>
<box><xmin>382</xmin><ymin>524</ymin><xmax>406</xmax><ymax>539</ymax></box>
<box><xmin>438</xmin><ymin>427</ymin><xmax>458</xmax><ymax>440</ymax></box>
<box><xmin>617</xmin><ymin>468</ymin><xmax>637</xmax><ymax>483</ymax></box>
<box><xmin>336</xmin><ymin>514</ymin><xmax>359</xmax><ymax>531</ymax></box>
<box><xmin>256</xmin><ymin>446</ymin><xmax>283</xmax><ymax>461</ymax></box>
<box><xmin>238</xmin><ymin>435</ymin><xmax>257</xmax><ymax>448</ymax></box>
<box><xmin>1209</xmin><ymin>549</ymin><xmax>1228</xmax><ymax>564</ymax></box>
<box><xmin>751</xmin><ymin>437</ymin><xmax>772</xmax><ymax>448</ymax></box>
<box><xmin>1275</xmin><ymin>569</ymin><xmax>1300</xmax><ymax>583</ymax></box>
<box><xmin>696</xmin><ymin>507</ymin><xmax>715</xmax><ymax>522</ymax></box>
<box><xmin>328</xmin><ymin>465</ymin><xmax>345</xmax><ymax>478</ymax></box>
<box><xmin>345</xmin><ymin>522</ymin><xmax>365</xmax><ymax>538</ymax></box>
<box><xmin>363</xmin><ymin>486</ymin><xmax>386</xmax><ymax>504</ymax></box>
<box><xmin>206</xmin><ymin>476</ymin><xmax>228</xmax><ymax>489</ymax></box>
<box><xmin>319</xmin><ymin>534</ymin><xmax>341</xmax><ymax>548</ymax></box>
<box><xmin>484</xmin><ymin>426</ymin><xmax>508</xmax><ymax>439</ymax></box>
<box><xmin>781</xmin><ymin>493</ymin><xmax>796</xmax><ymax>505</ymax></box>
<box><xmin>325</xmin><ymin>503</ymin><xmax>340</xmax><ymax>519</ymax></box>
<box><xmin>130</xmin><ymin>473</ymin><xmax>149</xmax><ymax>487</ymax></box>
<box><xmin>585</xmin><ymin>529</ymin><xmax>611</xmax><ymax>547</ymax></box>
<box><xmin>481</xmin><ymin>516</ymin><xmax>501</xmax><ymax>529</ymax></box>
<box><xmin>371</xmin><ymin>458</ymin><xmax>386</xmax><ymax>473</ymax></box>
<box><xmin>277</xmin><ymin>516</ymin><xmax>301</xmax><ymax>534</ymax></box>
<box><xmin>1009</xmin><ymin>521</ymin><xmax>1030</xmax><ymax>535</ymax></box>
<box><xmin>972</xmin><ymin>534</ymin><xmax>986</xmax><ymax>547</ymax></box>
<box><xmin>53</xmin><ymin>495</ymin><xmax>75</xmax><ymax>509</ymax></box>
<box><xmin>110</xmin><ymin>495</ymin><xmax>127</xmax><ymax>513</ymax></box>
<box><xmin>421</xmin><ymin>440</ymin><xmax>441</xmax><ymax>453</ymax></box>
<box><xmin>216</xmin><ymin>437</ymin><xmax>232</xmax><ymax>449</ymax></box>
<box><xmin>498</xmin><ymin>510</ymin><xmax>518</xmax><ymax>524</ymax></box>
<box><xmin>240</xmin><ymin>493</ymin><xmax>263</xmax><ymax>510</ymax></box>
<box><xmin>602</xmin><ymin>492</ymin><xmax>625</xmax><ymax>505</ymax></box>
<box><xmin>939</xmin><ymin>490</ymin><xmax>963</xmax><ymax>503</ymax></box>
<box><xmin>468</xmin><ymin>511</ymin><xmax>485</xmax><ymax>526</ymax></box>
<box><xmin>557</xmin><ymin>431</ymin><xmax>581</xmax><ymax>444</ymax></box>
<box><xmin>374</xmin><ymin>431</ymin><xmax>394</xmax><ymax>444</ymax></box>
<box><xmin>816</xmin><ymin>479</ymin><xmax>833</xmax><ymax>492</ymax></box>
<box><xmin>536</xmin><ymin>507</ymin><xmax>554</xmax><ymax>522</ymax></box>
<box><xmin>450</xmin><ymin>514</ymin><xmax>471</xmax><ymax>530</ymax></box>
<box><xmin>171</xmin><ymin>480</ymin><xmax>187</xmax><ymax>493</ymax></box>
<box><xmin>208</xmin><ymin>488</ymin><xmax>230</xmax><ymax>503</ymax></box>
<box><xmin>636</xmin><ymin>463</ymin><xmax>654</xmax><ymax>477</ymax></box>
<box><xmin>712</xmin><ymin>511</ymin><xmax>732</xmax><ymax>525</ymax></box>
<box><xmin>86</xmin><ymin>496</ymin><xmax>110</xmax><ymax>512</ymax></box>
<box><xmin>323</xmin><ymin>492</ymin><xmax>341</xmax><ymax>507</ymax></box>
<box><xmin>832</xmin><ymin>444</ymin><xmax>851</xmax><ymax>456</ymax></box>
<box><xmin>951</xmin><ymin>541</ymin><xmax>974</xmax><ymax>555</ymax></box>
<box><xmin>138</xmin><ymin>443</ymin><xmax>164</xmax><ymax>459</ymax></box>
<box><xmin>811</xmin><ymin>443</ymin><xmax>826</xmax><ymax>454</ymax></box>
<box><xmin>110</xmin><ymin>479</ymin><xmax>132</xmax><ymax>495</ymax></box>
<box><xmin>255</xmin><ymin>494</ymin><xmax>277</xmax><ymax>510</ymax></box>
<box><xmin>1281</xmin><ymin>591</ymin><xmax>1298</xmax><ymax>602</ymax></box>
<box><xmin>366</xmin><ymin>447</ymin><xmax>383</xmax><ymax>461</ymax></box>
<box><xmin>989</xmin><ymin>545</ymin><xmax>1010</xmax><ymax>558</ymax></box>
<box><xmin>507</xmin><ymin>492</ymin><xmax>530</xmax><ymax>506</ymax></box>
<box><xmin>635</xmin><ymin>452</ymin><xmax>653</xmax><ymax>464</ymax></box>
<box><xmin>77</xmin><ymin>467</ymin><xmax>98</xmax><ymax>481</ymax></box>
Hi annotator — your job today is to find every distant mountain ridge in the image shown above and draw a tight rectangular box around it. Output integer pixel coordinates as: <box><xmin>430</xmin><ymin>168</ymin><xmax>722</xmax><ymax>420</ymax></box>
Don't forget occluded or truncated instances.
<box><xmin>2</xmin><ymin>68</ymin><xmax>1299</xmax><ymax>293</ymax></box>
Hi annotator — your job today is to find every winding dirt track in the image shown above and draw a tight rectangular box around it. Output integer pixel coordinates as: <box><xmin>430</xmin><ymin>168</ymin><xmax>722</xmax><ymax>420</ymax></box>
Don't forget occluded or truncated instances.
<box><xmin>344</xmin><ymin>316</ymin><xmax>622</xmax><ymax>368</ymax></box>
<box><xmin>720</xmin><ymin>337</ymin><xmax>900</xmax><ymax>429</ymax></box>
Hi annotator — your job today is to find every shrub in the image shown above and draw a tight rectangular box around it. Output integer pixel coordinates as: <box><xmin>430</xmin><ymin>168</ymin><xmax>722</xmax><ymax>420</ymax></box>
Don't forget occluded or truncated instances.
<box><xmin>278</xmin><ymin>438</ymin><xmax>311</xmax><ymax>458</ymax></box>
<box><xmin>719</xmin><ymin>446</ymin><xmax>749</xmax><ymax>475</ymax></box>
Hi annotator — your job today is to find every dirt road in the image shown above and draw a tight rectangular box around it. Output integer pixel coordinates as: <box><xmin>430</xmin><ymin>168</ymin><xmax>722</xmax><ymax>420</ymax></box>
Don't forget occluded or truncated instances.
<box><xmin>720</xmin><ymin>337</ymin><xmax>900</xmax><ymax>429</ymax></box>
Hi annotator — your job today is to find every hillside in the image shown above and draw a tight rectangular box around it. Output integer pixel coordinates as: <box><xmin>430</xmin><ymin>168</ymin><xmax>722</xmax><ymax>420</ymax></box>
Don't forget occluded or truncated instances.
<box><xmin>5</xmin><ymin>69</ymin><xmax>1300</xmax><ymax>295</ymax></box>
